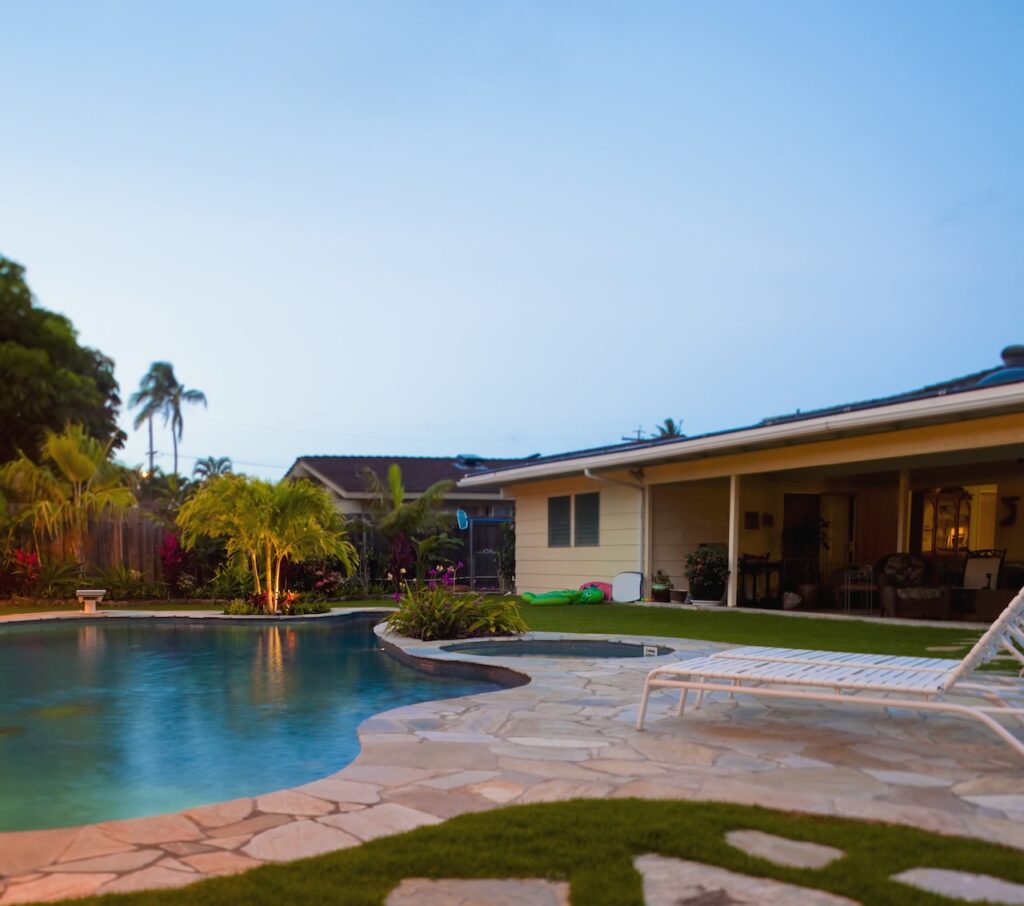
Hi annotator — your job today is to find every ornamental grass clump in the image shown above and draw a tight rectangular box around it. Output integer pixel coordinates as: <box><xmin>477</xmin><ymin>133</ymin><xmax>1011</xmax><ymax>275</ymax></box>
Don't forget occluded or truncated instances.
<box><xmin>385</xmin><ymin>564</ymin><xmax>527</xmax><ymax>641</ymax></box>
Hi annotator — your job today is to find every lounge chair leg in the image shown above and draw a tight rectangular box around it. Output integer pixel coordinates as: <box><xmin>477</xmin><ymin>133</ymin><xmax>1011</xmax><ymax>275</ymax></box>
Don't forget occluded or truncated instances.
<box><xmin>695</xmin><ymin>688</ymin><xmax>704</xmax><ymax>710</ymax></box>
<box><xmin>637</xmin><ymin>680</ymin><xmax>653</xmax><ymax>731</ymax></box>
<box><xmin>676</xmin><ymin>689</ymin><xmax>689</xmax><ymax>716</ymax></box>
<box><xmin>727</xmin><ymin>679</ymin><xmax>739</xmax><ymax>700</ymax></box>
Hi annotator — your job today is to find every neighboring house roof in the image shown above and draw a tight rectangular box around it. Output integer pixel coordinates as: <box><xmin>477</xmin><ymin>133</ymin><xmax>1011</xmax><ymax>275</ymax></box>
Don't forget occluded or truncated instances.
<box><xmin>286</xmin><ymin>454</ymin><xmax>533</xmax><ymax>499</ymax></box>
<box><xmin>458</xmin><ymin>347</ymin><xmax>1024</xmax><ymax>487</ymax></box>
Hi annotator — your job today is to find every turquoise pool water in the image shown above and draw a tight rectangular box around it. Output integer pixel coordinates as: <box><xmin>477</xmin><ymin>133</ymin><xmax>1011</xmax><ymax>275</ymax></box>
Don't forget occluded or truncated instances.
<box><xmin>0</xmin><ymin>616</ymin><xmax>499</xmax><ymax>832</ymax></box>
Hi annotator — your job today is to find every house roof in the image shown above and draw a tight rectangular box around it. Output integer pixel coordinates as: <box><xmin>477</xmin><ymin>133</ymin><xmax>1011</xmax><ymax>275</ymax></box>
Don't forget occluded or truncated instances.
<box><xmin>458</xmin><ymin>348</ymin><xmax>1024</xmax><ymax>487</ymax></box>
<box><xmin>287</xmin><ymin>454</ymin><xmax>533</xmax><ymax>497</ymax></box>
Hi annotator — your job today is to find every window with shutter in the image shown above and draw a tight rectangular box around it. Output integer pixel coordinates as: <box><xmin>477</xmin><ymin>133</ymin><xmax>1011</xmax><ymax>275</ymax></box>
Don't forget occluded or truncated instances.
<box><xmin>547</xmin><ymin>496</ymin><xmax>571</xmax><ymax>547</ymax></box>
<box><xmin>574</xmin><ymin>492</ymin><xmax>600</xmax><ymax>546</ymax></box>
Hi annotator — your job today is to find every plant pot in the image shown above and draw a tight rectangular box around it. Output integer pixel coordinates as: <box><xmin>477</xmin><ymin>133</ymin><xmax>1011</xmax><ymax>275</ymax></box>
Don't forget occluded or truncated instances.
<box><xmin>651</xmin><ymin>584</ymin><xmax>671</xmax><ymax>603</ymax></box>
<box><xmin>690</xmin><ymin>583</ymin><xmax>725</xmax><ymax>605</ymax></box>
<box><xmin>796</xmin><ymin>583</ymin><xmax>819</xmax><ymax>608</ymax></box>
<box><xmin>669</xmin><ymin>588</ymin><xmax>687</xmax><ymax>604</ymax></box>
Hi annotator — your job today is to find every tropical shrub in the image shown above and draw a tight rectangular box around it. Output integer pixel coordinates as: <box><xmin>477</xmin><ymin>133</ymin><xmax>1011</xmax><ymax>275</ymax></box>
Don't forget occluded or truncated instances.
<box><xmin>35</xmin><ymin>558</ymin><xmax>81</xmax><ymax>598</ymax></box>
<box><xmin>177</xmin><ymin>475</ymin><xmax>357</xmax><ymax>613</ymax></box>
<box><xmin>683</xmin><ymin>545</ymin><xmax>730</xmax><ymax>589</ymax></box>
<box><xmin>0</xmin><ymin>423</ymin><xmax>136</xmax><ymax>572</ymax></box>
<box><xmin>362</xmin><ymin>464</ymin><xmax>454</xmax><ymax>590</ymax></box>
<box><xmin>498</xmin><ymin>521</ymin><xmax>516</xmax><ymax>590</ymax></box>
<box><xmin>92</xmin><ymin>563</ymin><xmax>165</xmax><ymax>600</ymax></box>
<box><xmin>385</xmin><ymin>566</ymin><xmax>527</xmax><ymax>641</ymax></box>
<box><xmin>199</xmin><ymin>562</ymin><xmax>253</xmax><ymax>600</ymax></box>
<box><xmin>222</xmin><ymin>593</ymin><xmax>330</xmax><ymax>616</ymax></box>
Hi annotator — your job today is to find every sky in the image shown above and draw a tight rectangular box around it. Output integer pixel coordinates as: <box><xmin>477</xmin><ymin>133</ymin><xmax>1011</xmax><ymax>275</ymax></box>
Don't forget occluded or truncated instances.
<box><xmin>2</xmin><ymin>1</ymin><xmax>1022</xmax><ymax>479</ymax></box>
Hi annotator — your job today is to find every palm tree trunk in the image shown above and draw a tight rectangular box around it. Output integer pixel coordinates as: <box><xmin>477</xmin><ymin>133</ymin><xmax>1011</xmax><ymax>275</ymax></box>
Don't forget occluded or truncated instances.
<box><xmin>172</xmin><ymin>431</ymin><xmax>178</xmax><ymax>476</ymax></box>
<box><xmin>147</xmin><ymin>416</ymin><xmax>155</xmax><ymax>474</ymax></box>
<box><xmin>251</xmin><ymin>551</ymin><xmax>262</xmax><ymax>595</ymax></box>
<box><xmin>265</xmin><ymin>545</ymin><xmax>275</xmax><ymax>613</ymax></box>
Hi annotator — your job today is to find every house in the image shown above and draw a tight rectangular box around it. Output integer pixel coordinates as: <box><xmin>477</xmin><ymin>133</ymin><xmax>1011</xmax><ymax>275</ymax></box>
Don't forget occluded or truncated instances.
<box><xmin>284</xmin><ymin>454</ymin><xmax>528</xmax><ymax>519</ymax></box>
<box><xmin>457</xmin><ymin>347</ymin><xmax>1024</xmax><ymax>611</ymax></box>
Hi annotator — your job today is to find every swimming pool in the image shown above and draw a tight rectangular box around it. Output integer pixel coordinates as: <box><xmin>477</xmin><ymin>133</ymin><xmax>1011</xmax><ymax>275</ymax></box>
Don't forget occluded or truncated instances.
<box><xmin>0</xmin><ymin>615</ymin><xmax>500</xmax><ymax>832</ymax></box>
<box><xmin>442</xmin><ymin>639</ymin><xmax>674</xmax><ymax>658</ymax></box>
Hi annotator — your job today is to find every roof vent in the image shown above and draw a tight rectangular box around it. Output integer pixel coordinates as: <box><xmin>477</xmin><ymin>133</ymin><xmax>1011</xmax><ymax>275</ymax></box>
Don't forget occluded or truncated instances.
<box><xmin>455</xmin><ymin>453</ymin><xmax>486</xmax><ymax>471</ymax></box>
<box><xmin>975</xmin><ymin>345</ymin><xmax>1024</xmax><ymax>389</ymax></box>
<box><xmin>1002</xmin><ymin>345</ymin><xmax>1024</xmax><ymax>368</ymax></box>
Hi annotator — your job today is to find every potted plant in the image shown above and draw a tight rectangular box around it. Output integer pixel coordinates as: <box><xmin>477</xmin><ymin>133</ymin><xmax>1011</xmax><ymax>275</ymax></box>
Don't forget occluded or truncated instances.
<box><xmin>684</xmin><ymin>545</ymin><xmax>730</xmax><ymax>605</ymax></box>
<box><xmin>650</xmin><ymin>569</ymin><xmax>673</xmax><ymax>603</ymax></box>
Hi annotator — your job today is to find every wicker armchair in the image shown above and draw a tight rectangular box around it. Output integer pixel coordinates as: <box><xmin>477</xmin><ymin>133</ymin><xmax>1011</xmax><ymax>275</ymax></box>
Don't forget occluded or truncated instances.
<box><xmin>876</xmin><ymin>553</ymin><xmax>951</xmax><ymax>620</ymax></box>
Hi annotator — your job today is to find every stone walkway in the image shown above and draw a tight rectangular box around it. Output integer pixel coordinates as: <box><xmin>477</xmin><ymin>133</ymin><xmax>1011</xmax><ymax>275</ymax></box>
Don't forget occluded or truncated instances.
<box><xmin>1</xmin><ymin>614</ymin><xmax>1022</xmax><ymax>903</ymax></box>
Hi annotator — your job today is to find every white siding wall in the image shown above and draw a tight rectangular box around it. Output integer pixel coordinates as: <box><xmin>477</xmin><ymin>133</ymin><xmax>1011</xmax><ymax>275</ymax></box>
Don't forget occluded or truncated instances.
<box><xmin>513</xmin><ymin>476</ymin><xmax>641</xmax><ymax>593</ymax></box>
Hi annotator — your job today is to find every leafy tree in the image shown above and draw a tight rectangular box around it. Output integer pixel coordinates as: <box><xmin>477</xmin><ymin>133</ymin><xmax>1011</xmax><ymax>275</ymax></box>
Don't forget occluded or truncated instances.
<box><xmin>362</xmin><ymin>464</ymin><xmax>454</xmax><ymax>588</ymax></box>
<box><xmin>177</xmin><ymin>475</ymin><xmax>357</xmax><ymax>613</ymax></box>
<box><xmin>0</xmin><ymin>423</ymin><xmax>136</xmax><ymax>571</ymax></box>
<box><xmin>651</xmin><ymin>417</ymin><xmax>685</xmax><ymax>439</ymax></box>
<box><xmin>129</xmin><ymin>362</ymin><xmax>207</xmax><ymax>476</ymax></box>
<box><xmin>0</xmin><ymin>255</ymin><xmax>124</xmax><ymax>461</ymax></box>
<box><xmin>193</xmin><ymin>456</ymin><xmax>232</xmax><ymax>480</ymax></box>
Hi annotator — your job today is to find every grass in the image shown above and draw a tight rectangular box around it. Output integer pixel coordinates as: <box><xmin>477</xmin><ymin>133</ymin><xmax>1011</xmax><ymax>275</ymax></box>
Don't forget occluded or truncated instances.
<box><xmin>62</xmin><ymin>799</ymin><xmax>1024</xmax><ymax>905</ymax></box>
<box><xmin>0</xmin><ymin>600</ymin><xmax>223</xmax><ymax>618</ymax></box>
<box><xmin>519</xmin><ymin>602</ymin><xmax>985</xmax><ymax>659</ymax></box>
<box><xmin>0</xmin><ymin>595</ymin><xmax>989</xmax><ymax>661</ymax></box>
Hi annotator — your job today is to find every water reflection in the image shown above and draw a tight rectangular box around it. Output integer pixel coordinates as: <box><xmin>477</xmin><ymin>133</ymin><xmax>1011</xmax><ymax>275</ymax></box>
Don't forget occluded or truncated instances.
<box><xmin>0</xmin><ymin>617</ymin><xmax>499</xmax><ymax>831</ymax></box>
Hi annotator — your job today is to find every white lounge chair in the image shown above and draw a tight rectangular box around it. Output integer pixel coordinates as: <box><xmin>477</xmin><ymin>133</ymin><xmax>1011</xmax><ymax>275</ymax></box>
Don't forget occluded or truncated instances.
<box><xmin>636</xmin><ymin>587</ymin><xmax>1024</xmax><ymax>757</ymax></box>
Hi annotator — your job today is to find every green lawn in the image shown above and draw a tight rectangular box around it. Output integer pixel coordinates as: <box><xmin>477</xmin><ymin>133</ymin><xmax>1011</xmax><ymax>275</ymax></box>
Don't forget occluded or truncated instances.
<box><xmin>518</xmin><ymin>603</ymin><xmax>985</xmax><ymax>659</ymax></box>
<box><xmin>0</xmin><ymin>597</ymin><xmax>988</xmax><ymax>662</ymax></box>
<box><xmin>63</xmin><ymin>799</ymin><xmax>1024</xmax><ymax>905</ymax></box>
<box><xmin>0</xmin><ymin>601</ymin><xmax>223</xmax><ymax>618</ymax></box>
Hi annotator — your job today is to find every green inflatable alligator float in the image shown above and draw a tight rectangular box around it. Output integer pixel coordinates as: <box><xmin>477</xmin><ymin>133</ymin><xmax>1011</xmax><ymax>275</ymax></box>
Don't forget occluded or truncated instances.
<box><xmin>521</xmin><ymin>587</ymin><xmax>606</xmax><ymax>606</ymax></box>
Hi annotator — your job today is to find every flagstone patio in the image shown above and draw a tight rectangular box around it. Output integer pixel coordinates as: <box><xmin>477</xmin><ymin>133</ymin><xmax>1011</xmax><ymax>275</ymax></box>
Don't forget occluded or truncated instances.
<box><xmin>0</xmin><ymin>613</ymin><xmax>1022</xmax><ymax>903</ymax></box>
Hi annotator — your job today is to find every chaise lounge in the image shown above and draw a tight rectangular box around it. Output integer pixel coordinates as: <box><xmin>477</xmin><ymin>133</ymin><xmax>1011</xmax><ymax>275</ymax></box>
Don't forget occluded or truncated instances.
<box><xmin>636</xmin><ymin>587</ymin><xmax>1024</xmax><ymax>757</ymax></box>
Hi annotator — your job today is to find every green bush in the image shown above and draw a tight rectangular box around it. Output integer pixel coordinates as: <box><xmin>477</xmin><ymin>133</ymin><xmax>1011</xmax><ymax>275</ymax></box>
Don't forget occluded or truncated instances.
<box><xmin>35</xmin><ymin>559</ymin><xmax>82</xmax><ymax>598</ymax></box>
<box><xmin>386</xmin><ymin>582</ymin><xmax>527</xmax><ymax>641</ymax></box>
<box><xmin>91</xmin><ymin>563</ymin><xmax>165</xmax><ymax>600</ymax></box>
<box><xmin>222</xmin><ymin>595</ymin><xmax>330</xmax><ymax>616</ymax></box>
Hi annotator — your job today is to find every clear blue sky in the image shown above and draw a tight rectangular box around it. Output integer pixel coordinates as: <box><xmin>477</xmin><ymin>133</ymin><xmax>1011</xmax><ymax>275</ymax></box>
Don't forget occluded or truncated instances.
<box><xmin>3</xmin><ymin>1</ymin><xmax>1022</xmax><ymax>478</ymax></box>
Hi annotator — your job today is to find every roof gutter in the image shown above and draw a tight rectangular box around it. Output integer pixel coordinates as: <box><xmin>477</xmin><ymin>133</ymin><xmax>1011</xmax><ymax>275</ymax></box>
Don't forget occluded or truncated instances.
<box><xmin>457</xmin><ymin>381</ymin><xmax>1024</xmax><ymax>488</ymax></box>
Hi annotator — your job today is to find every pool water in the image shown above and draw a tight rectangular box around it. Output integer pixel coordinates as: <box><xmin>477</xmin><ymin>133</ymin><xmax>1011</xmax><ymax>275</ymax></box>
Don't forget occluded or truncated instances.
<box><xmin>442</xmin><ymin>639</ymin><xmax>674</xmax><ymax>658</ymax></box>
<box><xmin>0</xmin><ymin>616</ymin><xmax>499</xmax><ymax>832</ymax></box>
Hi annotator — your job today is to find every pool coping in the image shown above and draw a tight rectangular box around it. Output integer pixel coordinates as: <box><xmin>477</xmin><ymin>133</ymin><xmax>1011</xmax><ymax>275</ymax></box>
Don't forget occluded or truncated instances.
<box><xmin>0</xmin><ymin>608</ymin><xmax>1021</xmax><ymax>902</ymax></box>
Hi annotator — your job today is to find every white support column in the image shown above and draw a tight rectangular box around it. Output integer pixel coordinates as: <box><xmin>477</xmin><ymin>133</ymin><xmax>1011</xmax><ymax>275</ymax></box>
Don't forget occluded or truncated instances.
<box><xmin>643</xmin><ymin>484</ymin><xmax>653</xmax><ymax>582</ymax></box>
<box><xmin>727</xmin><ymin>474</ymin><xmax>741</xmax><ymax>607</ymax></box>
<box><xmin>896</xmin><ymin>469</ymin><xmax>910</xmax><ymax>553</ymax></box>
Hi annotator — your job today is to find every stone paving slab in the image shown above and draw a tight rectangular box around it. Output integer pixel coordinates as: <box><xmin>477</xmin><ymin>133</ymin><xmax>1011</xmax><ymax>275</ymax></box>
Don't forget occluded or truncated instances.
<box><xmin>636</xmin><ymin>854</ymin><xmax>859</xmax><ymax>905</ymax></box>
<box><xmin>0</xmin><ymin>615</ymin><xmax>1021</xmax><ymax>902</ymax></box>
<box><xmin>385</xmin><ymin>877</ymin><xmax>570</xmax><ymax>906</ymax></box>
<box><xmin>725</xmin><ymin>829</ymin><xmax>843</xmax><ymax>869</ymax></box>
<box><xmin>893</xmin><ymin>868</ymin><xmax>1024</xmax><ymax>904</ymax></box>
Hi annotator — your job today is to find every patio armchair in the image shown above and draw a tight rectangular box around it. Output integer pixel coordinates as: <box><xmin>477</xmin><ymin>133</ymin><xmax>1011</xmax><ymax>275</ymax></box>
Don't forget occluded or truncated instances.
<box><xmin>875</xmin><ymin>553</ymin><xmax>951</xmax><ymax>620</ymax></box>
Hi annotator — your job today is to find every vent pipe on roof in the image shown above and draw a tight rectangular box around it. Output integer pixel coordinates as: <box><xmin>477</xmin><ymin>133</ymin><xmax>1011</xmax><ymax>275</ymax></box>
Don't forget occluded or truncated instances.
<box><xmin>1002</xmin><ymin>345</ymin><xmax>1024</xmax><ymax>368</ymax></box>
<box><xmin>975</xmin><ymin>345</ymin><xmax>1024</xmax><ymax>389</ymax></box>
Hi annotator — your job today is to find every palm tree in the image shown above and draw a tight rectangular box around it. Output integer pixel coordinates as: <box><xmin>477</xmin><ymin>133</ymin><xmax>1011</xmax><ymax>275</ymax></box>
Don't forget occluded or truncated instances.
<box><xmin>651</xmin><ymin>418</ymin><xmax>685</xmax><ymax>439</ymax></box>
<box><xmin>177</xmin><ymin>475</ymin><xmax>357</xmax><ymax>613</ymax></box>
<box><xmin>129</xmin><ymin>363</ymin><xmax>207</xmax><ymax>476</ymax></box>
<box><xmin>166</xmin><ymin>378</ymin><xmax>207</xmax><ymax>477</ymax></box>
<box><xmin>193</xmin><ymin>456</ymin><xmax>232</xmax><ymax>480</ymax></box>
<box><xmin>0</xmin><ymin>423</ymin><xmax>137</xmax><ymax>571</ymax></box>
<box><xmin>129</xmin><ymin>362</ymin><xmax>175</xmax><ymax>475</ymax></box>
<box><xmin>362</xmin><ymin>464</ymin><xmax>454</xmax><ymax>587</ymax></box>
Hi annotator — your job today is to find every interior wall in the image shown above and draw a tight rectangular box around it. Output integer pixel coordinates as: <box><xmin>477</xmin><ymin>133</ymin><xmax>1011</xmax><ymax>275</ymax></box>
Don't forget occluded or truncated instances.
<box><xmin>994</xmin><ymin>473</ymin><xmax>1024</xmax><ymax>563</ymax></box>
<box><xmin>650</xmin><ymin>480</ymin><xmax>729</xmax><ymax>591</ymax></box>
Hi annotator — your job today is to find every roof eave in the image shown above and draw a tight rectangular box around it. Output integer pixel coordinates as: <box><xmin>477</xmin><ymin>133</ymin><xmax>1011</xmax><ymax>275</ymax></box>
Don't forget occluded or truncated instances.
<box><xmin>457</xmin><ymin>383</ymin><xmax>1024</xmax><ymax>488</ymax></box>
